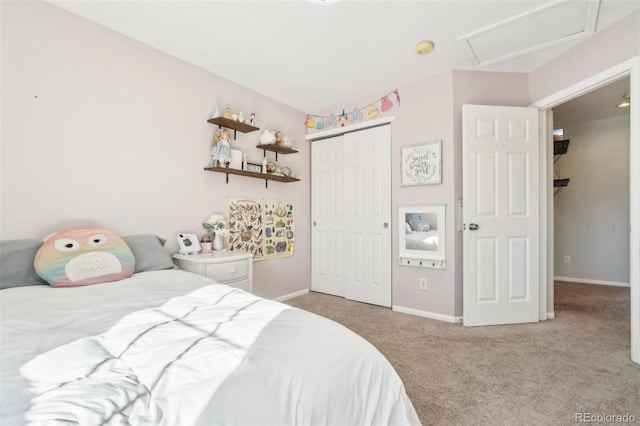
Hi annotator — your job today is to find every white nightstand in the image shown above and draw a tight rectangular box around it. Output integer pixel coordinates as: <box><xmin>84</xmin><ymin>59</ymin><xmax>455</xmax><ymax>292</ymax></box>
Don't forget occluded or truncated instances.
<box><xmin>172</xmin><ymin>251</ymin><xmax>253</xmax><ymax>293</ymax></box>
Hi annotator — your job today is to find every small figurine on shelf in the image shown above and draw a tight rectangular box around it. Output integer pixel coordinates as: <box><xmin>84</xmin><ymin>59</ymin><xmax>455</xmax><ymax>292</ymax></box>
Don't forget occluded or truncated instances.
<box><xmin>250</xmin><ymin>113</ymin><xmax>256</xmax><ymax>126</ymax></box>
<box><xmin>210</xmin><ymin>128</ymin><xmax>232</xmax><ymax>167</ymax></box>
<box><xmin>266</xmin><ymin>162</ymin><xmax>276</xmax><ymax>173</ymax></box>
<box><xmin>210</xmin><ymin>104</ymin><xmax>221</xmax><ymax>119</ymax></box>
<box><xmin>282</xmin><ymin>135</ymin><xmax>294</xmax><ymax>147</ymax></box>
<box><xmin>272</xmin><ymin>165</ymin><xmax>291</xmax><ymax>177</ymax></box>
<box><xmin>259</xmin><ymin>129</ymin><xmax>276</xmax><ymax>145</ymax></box>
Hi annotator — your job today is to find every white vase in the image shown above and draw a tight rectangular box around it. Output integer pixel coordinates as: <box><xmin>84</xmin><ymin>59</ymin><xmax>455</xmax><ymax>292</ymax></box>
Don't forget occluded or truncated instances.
<box><xmin>213</xmin><ymin>233</ymin><xmax>224</xmax><ymax>251</ymax></box>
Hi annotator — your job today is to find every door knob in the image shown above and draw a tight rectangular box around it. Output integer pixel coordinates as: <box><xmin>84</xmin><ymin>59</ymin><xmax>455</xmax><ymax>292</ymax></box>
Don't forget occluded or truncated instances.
<box><xmin>469</xmin><ymin>223</ymin><xmax>479</xmax><ymax>231</ymax></box>
<box><xmin>383</xmin><ymin>222</ymin><xmax>389</xmax><ymax>228</ymax></box>
<box><xmin>313</xmin><ymin>221</ymin><xmax>317</xmax><ymax>226</ymax></box>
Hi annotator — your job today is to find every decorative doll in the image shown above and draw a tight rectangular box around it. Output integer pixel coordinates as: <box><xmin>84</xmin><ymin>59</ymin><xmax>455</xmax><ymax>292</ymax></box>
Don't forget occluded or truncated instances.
<box><xmin>210</xmin><ymin>128</ymin><xmax>232</xmax><ymax>166</ymax></box>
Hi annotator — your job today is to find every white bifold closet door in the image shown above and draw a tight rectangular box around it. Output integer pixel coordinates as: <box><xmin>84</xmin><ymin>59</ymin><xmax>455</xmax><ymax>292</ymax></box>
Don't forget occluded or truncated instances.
<box><xmin>311</xmin><ymin>125</ymin><xmax>392</xmax><ymax>307</ymax></box>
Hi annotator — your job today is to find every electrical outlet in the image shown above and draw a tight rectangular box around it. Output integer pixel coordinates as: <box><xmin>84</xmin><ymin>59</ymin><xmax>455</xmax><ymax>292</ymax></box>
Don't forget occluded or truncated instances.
<box><xmin>419</xmin><ymin>278</ymin><xmax>427</xmax><ymax>290</ymax></box>
<box><xmin>563</xmin><ymin>256</ymin><xmax>570</xmax><ymax>264</ymax></box>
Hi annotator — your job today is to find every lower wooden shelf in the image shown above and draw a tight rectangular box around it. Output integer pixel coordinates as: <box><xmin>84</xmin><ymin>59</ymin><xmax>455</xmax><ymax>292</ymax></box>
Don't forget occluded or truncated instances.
<box><xmin>204</xmin><ymin>166</ymin><xmax>300</xmax><ymax>187</ymax></box>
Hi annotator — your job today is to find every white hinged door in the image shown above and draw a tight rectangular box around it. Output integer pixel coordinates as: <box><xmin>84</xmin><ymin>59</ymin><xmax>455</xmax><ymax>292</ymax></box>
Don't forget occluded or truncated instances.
<box><xmin>463</xmin><ymin>105</ymin><xmax>539</xmax><ymax>326</ymax></box>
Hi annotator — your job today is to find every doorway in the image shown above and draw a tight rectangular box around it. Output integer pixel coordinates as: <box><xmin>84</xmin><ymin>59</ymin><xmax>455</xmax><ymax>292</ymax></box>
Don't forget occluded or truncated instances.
<box><xmin>532</xmin><ymin>57</ymin><xmax>639</xmax><ymax>364</ymax></box>
<box><xmin>552</xmin><ymin>77</ymin><xmax>631</xmax><ymax>288</ymax></box>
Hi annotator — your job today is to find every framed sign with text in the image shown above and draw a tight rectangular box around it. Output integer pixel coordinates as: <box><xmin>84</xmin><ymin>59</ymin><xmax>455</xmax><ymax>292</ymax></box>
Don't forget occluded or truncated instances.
<box><xmin>401</xmin><ymin>140</ymin><xmax>442</xmax><ymax>186</ymax></box>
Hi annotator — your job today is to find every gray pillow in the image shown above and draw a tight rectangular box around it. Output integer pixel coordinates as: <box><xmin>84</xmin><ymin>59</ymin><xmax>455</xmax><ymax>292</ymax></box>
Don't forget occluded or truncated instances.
<box><xmin>0</xmin><ymin>235</ymin><xmax>175</xmax><ymax>290</ymax></box>
<box><xmin>406</xmin><ymin>213</ymin><xmax>431</xmax><ymax>232</ymax></box>
<box><xmin>122</xmin><ymin>235</ymin><xmax>176</xmax><ymax>273</ymax></box>
<box><xmin>0</xmin><ymin>239</ymin><xmax>48</xmax><ymax>289</ymax></box>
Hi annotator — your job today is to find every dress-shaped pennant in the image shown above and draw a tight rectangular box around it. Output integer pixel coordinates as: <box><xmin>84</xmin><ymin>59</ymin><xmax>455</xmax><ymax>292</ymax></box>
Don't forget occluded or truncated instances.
<box><xmin>368</xmin><ymin>104</ymin><xmax>379</xmax><ymax>119</ymax></box>
<box><xmin>381</xmin><ymin>96</ymin><xmax>393</xmax><ymax>112</ymax></box>
<box><xmin>305</xmin><ymin>115</ymin><xmax>315</xmax><ymax>128</ymax></box>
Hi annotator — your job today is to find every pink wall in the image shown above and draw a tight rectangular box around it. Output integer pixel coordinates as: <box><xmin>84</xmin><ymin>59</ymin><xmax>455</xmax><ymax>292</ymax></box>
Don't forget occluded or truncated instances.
<box><xmin>0</xmin><ymin>1</ymin><xmax>310</xmax><ymax>299</ymax></box>
<box><xmin>389</xmin><ymin>73</ymin><xmax>458</xmax><ymax>316</ymax></box>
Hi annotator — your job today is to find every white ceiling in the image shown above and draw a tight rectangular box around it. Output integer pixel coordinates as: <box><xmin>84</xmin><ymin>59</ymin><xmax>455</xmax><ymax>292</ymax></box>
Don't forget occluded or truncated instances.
<box><xmin>553</xmin><ymin>76</ymin><xmax>630</xmax><ymax>126</ymax></box>
<box><xmin>49</xmin><ymin>0</ymin><xmax>639</xmax><ymax>114</ymax></box>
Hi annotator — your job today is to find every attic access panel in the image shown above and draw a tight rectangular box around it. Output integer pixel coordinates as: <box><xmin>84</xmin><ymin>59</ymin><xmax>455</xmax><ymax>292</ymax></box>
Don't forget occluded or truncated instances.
<box><xmin>459</xmin><ymin>0</ymin><xmax>600</xmax><ymax>67</ymax></box>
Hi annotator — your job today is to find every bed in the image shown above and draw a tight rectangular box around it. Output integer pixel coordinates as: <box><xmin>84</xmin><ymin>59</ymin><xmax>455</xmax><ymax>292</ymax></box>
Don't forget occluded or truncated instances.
<box><xmin>0</xmin><ymin>234</ymin><xmax>420</xmax><ymax>425</ymax></box>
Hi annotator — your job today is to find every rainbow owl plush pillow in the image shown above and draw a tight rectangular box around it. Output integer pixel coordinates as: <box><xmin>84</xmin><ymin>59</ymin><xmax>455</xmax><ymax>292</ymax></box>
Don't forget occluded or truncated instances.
<box><xmin>34</xmin><ymin>227</ymin><xmax>135</xmax><ymax>287</ymax></box>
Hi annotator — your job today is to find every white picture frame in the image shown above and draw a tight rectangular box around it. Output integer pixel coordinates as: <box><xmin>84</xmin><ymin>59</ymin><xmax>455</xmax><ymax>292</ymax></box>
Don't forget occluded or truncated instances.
<box><xmin>401</xmin><ymin>139</ymin><xmax>442</xmax><ymax>186</ymax></box>
<box><xmin>246</xmin><ymin>163</ymin><xmax>262</xmax><ymax>173</ymax></box>
<box><xmin>398</xmin><ymin>204</ymin><xmax>446</xmax><ymax>268</ymax></box>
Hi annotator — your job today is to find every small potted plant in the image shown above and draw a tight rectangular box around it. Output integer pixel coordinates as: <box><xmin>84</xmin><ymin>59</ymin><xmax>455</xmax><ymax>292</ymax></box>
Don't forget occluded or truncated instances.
<box><xmin>203</xmin><ymin>214</ymin><xmax>227</xmax><ymax>251</ymax></box>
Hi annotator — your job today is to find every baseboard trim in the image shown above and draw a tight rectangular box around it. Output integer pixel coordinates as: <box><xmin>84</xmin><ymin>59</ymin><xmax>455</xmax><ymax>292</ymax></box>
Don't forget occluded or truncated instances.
<box><xmin>393</xmin><ymin>305</ymin><xmax>463</xmax><ymax>324</ymax></box>
<box><xmin>547</xmin><ymin>312</ymin><xmax>555</xmax><ymax>319</ymax></box>
<box><xmin>554</xmin><ymin>276</ymin><xmax>630</xmax><ymax>288</ymax></box>
<box><xmin>274</xmin><ymin>288</ymin><xmax>310</xmax><ymax>302</ymax></box>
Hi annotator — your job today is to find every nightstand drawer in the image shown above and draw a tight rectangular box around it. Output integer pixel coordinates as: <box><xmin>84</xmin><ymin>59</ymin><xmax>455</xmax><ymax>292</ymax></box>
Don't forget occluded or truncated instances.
<box><xmin>205</xmin><ymin>260</ymin><xmax>249</xmax><ymax>283</ymax></box>
<box><xmin>172</xmin><ymin>251</ymin><xmax>253</xmax><ymax>293</ymax></box>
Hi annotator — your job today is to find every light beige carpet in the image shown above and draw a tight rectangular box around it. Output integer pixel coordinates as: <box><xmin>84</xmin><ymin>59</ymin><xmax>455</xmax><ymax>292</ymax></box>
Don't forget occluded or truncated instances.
<box><xmin>286</xmin><ymin>281</ymin><xmax>640</xmax><ymax>425</ymax></box>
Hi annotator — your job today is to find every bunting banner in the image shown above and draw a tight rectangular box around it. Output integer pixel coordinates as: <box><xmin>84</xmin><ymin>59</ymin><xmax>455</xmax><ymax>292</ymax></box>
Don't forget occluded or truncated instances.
<box><xmin>305</xmin><ymin>89</ymin><xmax>400</xmax><ymax>132</ymax></box>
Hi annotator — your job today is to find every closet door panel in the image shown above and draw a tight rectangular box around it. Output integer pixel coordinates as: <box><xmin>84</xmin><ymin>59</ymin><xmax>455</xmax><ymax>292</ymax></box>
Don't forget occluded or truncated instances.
<box><xmin>312</xmin><ymin>125</ymin><xmax>391</xmax><ymax>307</ymax></box>
<box><xmin>343</xmin><ymin>126</ymin><xmax>392</xmax><ymax>307</ymax></box>
<box><xmin>311</xmin><ymin>135</ymin><xmax>346</xmax><ymax>296</ymax></box>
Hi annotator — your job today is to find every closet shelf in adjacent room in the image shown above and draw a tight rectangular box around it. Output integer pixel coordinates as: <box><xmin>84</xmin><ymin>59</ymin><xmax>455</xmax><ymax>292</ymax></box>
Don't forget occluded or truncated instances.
<box><xmin>554</xmin><ymin>139</ymin><xmax>570</xmax><ymax>161</ymax></box>
<box><xmin>554</xmin><ymin>139</ymin><xmax>570</xmax><ymax>196</ymax></box>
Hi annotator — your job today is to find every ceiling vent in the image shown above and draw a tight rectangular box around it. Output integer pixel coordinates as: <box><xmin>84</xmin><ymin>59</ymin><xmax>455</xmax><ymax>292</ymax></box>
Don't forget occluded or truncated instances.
<box><xmin>459</xmin><ymin>0</ymin><xmax>601</xmax><ymax>67</ymax></box>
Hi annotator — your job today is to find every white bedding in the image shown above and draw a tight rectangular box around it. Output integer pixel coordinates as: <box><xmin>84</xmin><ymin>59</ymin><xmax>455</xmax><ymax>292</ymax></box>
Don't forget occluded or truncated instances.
<box><xmin>405</xmin><ymin>230</ymin><xmax>438</xmax><ymax>251</ymax></box>
<box><xmin>1</xmin><ymin>270</ymin><xmax>420</xmax><ymax>425</ymax></box>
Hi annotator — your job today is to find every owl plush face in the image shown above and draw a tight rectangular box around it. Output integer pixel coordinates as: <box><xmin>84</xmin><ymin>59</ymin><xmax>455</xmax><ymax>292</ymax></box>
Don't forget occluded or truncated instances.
<box><xmin>34</xmin><ymin>227</ymin><xmax>135</xmax><ymax>287</ymax></box>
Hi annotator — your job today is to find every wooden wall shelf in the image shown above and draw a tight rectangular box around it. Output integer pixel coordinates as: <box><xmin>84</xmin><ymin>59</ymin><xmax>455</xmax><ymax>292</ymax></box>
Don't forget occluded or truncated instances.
<box><xmin>208</xmin><ymin>117</ymin><xmax>259</xmax><ymax>139</ymax></box>
<box><xmin>204</xmin><ymin>166</ymin><xmax>300</xmax><ymax>188</ymax></box>
<box><xmin>256</xmin><ymin>144</ymin><xmax>298</xmax><ymax>155</ymax></box>
<box><xmin>257</xmin><ymin>143</ymin><xmax>298</xmax><ymax>160</ymax></box>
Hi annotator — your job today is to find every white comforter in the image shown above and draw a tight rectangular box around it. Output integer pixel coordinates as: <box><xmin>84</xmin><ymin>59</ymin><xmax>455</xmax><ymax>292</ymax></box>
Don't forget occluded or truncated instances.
<box><xmin>1</xmin><ymin>270</ymin><xmax>420</xmax><ymax>425</ymax></box>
